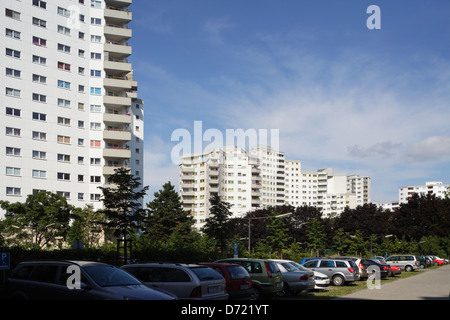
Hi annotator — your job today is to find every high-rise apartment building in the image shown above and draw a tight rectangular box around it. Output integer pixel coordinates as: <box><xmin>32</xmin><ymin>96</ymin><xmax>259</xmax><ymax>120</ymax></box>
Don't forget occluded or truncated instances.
<box><xmin>0</xmin><ymin>0</ymin><xmax>142</xmax><ymax>215</ymax></box>
<box><xmin>399</xmin><ymin>181</ymin><xmax>449</xmax><ymax>204</ymax></box>
<box><xmin>179</xmin><ymin>147</ymin><xmax>262</xmax><ymax>229</ymax></box>
<box><xmin>180</xmin><ymin>146</ymin><xmax>372</xmax><ymax>227</ymax></box>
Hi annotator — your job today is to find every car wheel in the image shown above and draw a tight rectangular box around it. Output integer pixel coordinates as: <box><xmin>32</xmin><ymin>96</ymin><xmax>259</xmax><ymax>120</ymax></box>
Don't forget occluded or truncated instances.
<box><xmin>405</xmin><ymin>265</ymin><xmax>413</xmax><ymax>272</ymax></box>
<box><xmin>332</xmin><ymin>275</ymin><xmax>345</xmax><ymax>286</ymax></box>
<box><xmin>275</xmin><ymin>283</ymin><xmax>290</xmax><ymax>297</ymax></box>
<box><xmin>252</xmin><ymin>286</ymin><xmax>264</xmax><ymax>300</ymax></box>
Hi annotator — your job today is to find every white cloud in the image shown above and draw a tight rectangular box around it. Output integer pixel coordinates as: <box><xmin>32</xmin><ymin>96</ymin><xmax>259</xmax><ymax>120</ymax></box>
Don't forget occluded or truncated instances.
<box><xmin>405</xmin><ymin>136</ymin><xmax>450</xmax><ymax>163</ymax></box>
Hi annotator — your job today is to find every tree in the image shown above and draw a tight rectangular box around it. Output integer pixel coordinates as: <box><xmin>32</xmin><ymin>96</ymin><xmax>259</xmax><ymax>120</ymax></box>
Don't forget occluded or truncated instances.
<box><xmin>98</xmin><ymin>168</ymin><xmax>148</xmax><ymax>261</ymax></box>
<box><xmin>202</xmin><ymin>194</ymin><xmax>237</xmax><ymax>256</ymax></box>
<box><xmin>145</xmin><ymin>182</ymin><xmax>194</xmax><ymax>243</ymax></box>
<box><xmin>265</xmin><ymin>212</ymin><xmax>292</xmax><ymax>258</ymax></box>
<box><xmin>67</xmin><ymin>205</ymin><xmax>107</xmax><ymax>248</ymax></box>
<box><xmin>0</xmin><ymin>192</ymin><xmax>73</xmax><ymax>249</ymax></box>
<box><xmin>332</xmin><ymin>228</ymin><xmax>351</xmax><ymax>255</ymax></box>
<box><xmin>305</xmin><ymin>218</ymin><xmax>326</xmax><ymax>256</ymax></box>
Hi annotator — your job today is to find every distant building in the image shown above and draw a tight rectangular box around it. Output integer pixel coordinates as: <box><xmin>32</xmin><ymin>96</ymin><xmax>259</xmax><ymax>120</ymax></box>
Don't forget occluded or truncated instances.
<box><xmin>399</xmin><ymin>181</ymin><xmax>449</xmax><ymax>204</ymax></box>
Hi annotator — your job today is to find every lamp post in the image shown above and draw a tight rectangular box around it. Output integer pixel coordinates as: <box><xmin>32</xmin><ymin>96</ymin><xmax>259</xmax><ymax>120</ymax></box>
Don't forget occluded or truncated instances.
<box><xmin>244</xmin><ymin>212</ymin><xmax>292</xmax><ymax>253</ymax></box>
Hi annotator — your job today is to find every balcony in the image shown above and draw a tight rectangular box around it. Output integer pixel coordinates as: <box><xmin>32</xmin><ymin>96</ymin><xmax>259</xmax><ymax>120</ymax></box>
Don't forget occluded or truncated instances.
<box><xmin>104</xmin><ymin>112</ymin><xmax>131</xmax><ymax>124</ymax></box>
<box><xmin>104</xmin><ymin>78</ymin><xmax>132</xmax><ymax>90</ymax></box>
<box><xmin>104</xmin><ymin>95</ymin><xmax>131</xmax><ymax>107</ymax></box>
<box><xmin>103</xmin><ymin>166</ymin><xmax>130</xmax><ymax>176</ymax></box>
<box><xmin>105</xmin><ymin>0</ymin><xmax>132</xmax><ymax>9</ymax></box>
<box><xmin>103</xmin><ymin>147</ymin><xmax>131</xmax><ymax>159</ymax></box>
<box><xmin>103</xmin><ymin>129</ymin><xmax>131</xmax><ymax>141</ymax></box>
<box><xmin>104</xmin><ymin>60</ymin><xmax>132</xmax><ymax>74</ymax></box>
<box><xmin>104</xmin><ymin>8</ymin><xmax>132</xmax><ymax>24</ymax></box>
<box><xmin>104</xmin><ymin>43</ymin><xmax>132</xmax><ymax>57</ymax></box>
<box><xmin>104</xmin><ymin>25</ymin><xmax>132</xmax><ymax>42</ymax></box>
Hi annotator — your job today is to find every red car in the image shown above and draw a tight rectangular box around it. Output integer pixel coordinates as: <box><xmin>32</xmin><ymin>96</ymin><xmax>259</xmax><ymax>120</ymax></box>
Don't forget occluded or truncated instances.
<box><xmin>199</xmin><ymin>262</ymin><xmax>256</xmax><ymax>300</ymax></box>
<box><xmin>372</xmin><ymin>258</ymin><xmax>402</xmax><ymax>276</ymax></box>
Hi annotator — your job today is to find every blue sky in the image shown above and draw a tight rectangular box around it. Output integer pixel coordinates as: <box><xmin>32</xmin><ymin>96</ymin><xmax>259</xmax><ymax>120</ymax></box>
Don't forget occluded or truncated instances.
<box><xmin>127</xmin><ymin>0</ymin><xmax>450</xmax><ymax>204</ymax></box>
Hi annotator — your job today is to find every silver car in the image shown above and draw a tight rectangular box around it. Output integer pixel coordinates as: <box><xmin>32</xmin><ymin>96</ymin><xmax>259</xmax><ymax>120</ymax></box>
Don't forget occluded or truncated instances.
<box><xmin>6</xmin><ymin>260</ymin><xmax>176</xmax><ymax>300</ymax></box>
<box><xmin>301</xmin><ymin>258</ymin><xmax>360</xmax><ymax>286</ymax></box>
<box><xmin>121</xmin><ymin>263</ymin><xmax>228</xmax><ymax>300</ymax></box>
<box><xmin>385</xmin><ymin>255</ymin><xmax>419</xmax><ymax>272</ymax></box>
<box><xmin>270</xmin><ymin>259</ymin><xmax>315</xmax><ymax>296</ymax></box>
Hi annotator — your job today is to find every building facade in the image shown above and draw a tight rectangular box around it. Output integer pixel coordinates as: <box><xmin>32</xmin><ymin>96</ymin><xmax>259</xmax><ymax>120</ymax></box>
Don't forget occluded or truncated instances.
<box><xmin>399</xmin><ymin>181</ymin><xmax>449</xmax><ymax>204</ymax></box>
<box><xmin>0</xmin><ymin>0</ymin><xmax>142</xmax><ymax>215</ymax></box>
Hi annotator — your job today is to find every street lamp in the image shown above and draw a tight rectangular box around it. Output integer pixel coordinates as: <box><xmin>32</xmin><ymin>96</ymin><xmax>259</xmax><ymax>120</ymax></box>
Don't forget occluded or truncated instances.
<box><xmin>244</xmin><ymin>212</ymin><xmax>292</xmax><ymax>253</ymax></box>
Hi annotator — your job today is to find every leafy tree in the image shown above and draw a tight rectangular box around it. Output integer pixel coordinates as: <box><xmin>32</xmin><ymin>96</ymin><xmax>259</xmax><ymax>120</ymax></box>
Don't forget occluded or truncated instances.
<box><xmin>67</xmin><ymin>205</ymin><xmax>107</xmax><ymax>248</ymax></box>
<box><xmin>202</xmin><ymin>194</ymin><xmax>237</xmax><ymax>256</ymax></box>
<box><xmin>98</xmin><ymin>168</ymin><xmax>148</xmax><ymax>259</ymax></box>
<box><xmin>348</xmin><ymin>230</ymin><xmax>367</xmax><ymax>256</ymax></box>
<box><xmin>332</xmin><ymin>228</ymin><xmax>351</xmax><ymax>255</ymax></box>
<box><xmin>0</xmin><ymin>192</ymin><xmax>73</xmax><ymax>249</ymax></box>
<box><xmin>305</xmin><ymin>218</ymin><xmax>326</xmax><ymax>256</ymax></box>
<box><xmin>265</xmin><ymin>212</ymin><xmax>292</xmax><ymax>258</ymax></box>
<box><xmin>145</xmin><ymin>182</ymin><xmax>194</xmax><ymax>243</ymax></box>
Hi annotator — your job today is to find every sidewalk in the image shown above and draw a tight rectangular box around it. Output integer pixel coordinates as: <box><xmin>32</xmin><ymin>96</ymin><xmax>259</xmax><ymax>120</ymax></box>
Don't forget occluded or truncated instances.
<box><xmin>335</xmin><ymin>265</ymin><xmax>450</xmax><ymax>300</ymax></box>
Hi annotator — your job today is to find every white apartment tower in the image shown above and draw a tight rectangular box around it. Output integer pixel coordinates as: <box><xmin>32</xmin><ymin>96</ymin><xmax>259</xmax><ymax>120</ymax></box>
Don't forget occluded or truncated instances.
<box><xmin>179</xmin><ymin>147</ymin><xmax>262</xmax><ymax>229</ymax></box>
<box><xmin>0</xmin><ymin>0</ymin><xmax>143</xmax><ymax>214</ymax></box>
<box><xmin>399</xmin><ymin>181</ymin><xmax>449</xmax><ymax>204</ymax></box>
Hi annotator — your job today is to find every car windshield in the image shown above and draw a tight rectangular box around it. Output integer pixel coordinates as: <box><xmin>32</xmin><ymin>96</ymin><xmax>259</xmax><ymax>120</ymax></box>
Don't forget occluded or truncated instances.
<box><xmin>191</xmin><ymin>267</ymin><xmax>223</xmax><ymax>281</ymax></box>
<box><xmin>289</xmin><ymin>262</ymin><xmax>309</xmax><ymax>271</ymax></box>
<box><xmin>226</xmin><ymin>266</ymin><xmax>250</xmax><ymax>280</ymax></box>
<box><xmin>83</xmin><ymin>265</ymin><xmax>142</xmax><ymax>287</ymax></box>
<box><xmin>281</xmin><ymin>262</ymin><xmax>298</xmax><ymax>272</ymax></box>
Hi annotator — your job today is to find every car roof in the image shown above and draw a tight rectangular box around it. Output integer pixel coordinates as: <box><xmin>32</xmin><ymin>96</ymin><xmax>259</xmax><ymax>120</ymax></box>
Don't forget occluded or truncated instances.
<box><xmin>199</xmin><ymin>262</ymin><xmax>243</xmax><ymax>267</ymax></box>
<box><xmin>122</xmin><ymin>262</ymin><xmax>205</xmax><ymax>268</ymax></box>
<box><xmin>17</xmin><ymin>260</ymin><xmax>108</xmax><ymax>267</ymax></box>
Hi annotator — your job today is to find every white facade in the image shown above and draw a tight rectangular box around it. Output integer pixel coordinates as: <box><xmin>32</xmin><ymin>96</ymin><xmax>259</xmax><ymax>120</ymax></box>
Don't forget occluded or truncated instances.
<box><xmin>179</xmin><ymin>147</ymin><xmax>261</xmax><ymax>229</ymax></box>
<box><xmin>399</xmin><ymin>181</ymin><xmax>449</xmax><ymax>204</ymax></box>
<box><xmin>0</xmin><ymin>0</ymin><xmax>142</xmax><ymax>215</ymax></box>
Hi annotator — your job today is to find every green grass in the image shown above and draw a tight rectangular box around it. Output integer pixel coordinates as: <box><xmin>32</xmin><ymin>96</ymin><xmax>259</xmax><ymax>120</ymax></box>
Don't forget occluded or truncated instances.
<box><xmin>273</xmin><ymin>267</ymin><xmax>434</xmax><ymax>300</ymax></box>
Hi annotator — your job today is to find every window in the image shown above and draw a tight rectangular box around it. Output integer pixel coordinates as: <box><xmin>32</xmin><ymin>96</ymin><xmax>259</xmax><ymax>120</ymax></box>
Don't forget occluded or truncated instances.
<box><xmin>57</xmin><ymin>80</ymin><xmax>71</xmax><ymax>89</ymax></box>
<box><xmin>5</xmin><ymin>9</ymin><xmax>21</xmax><ymax>20</ymax></box>
<box><xmin>57</xmin><ymin>44</ymin><xmax>71</xmax><ymax>53</ymax></box>
<box><xmin>32</xmin><ymin>93</ymin><xmax>46</xmax><ymax>103</ymax></box>
<box><xmin>32</xmin><ymin>112</ymin><xmax>46</xmax><ymax>121</ymax></box>
<box><xmin>90</xmin><ymin>194</ymin><xmax>101</xmax><ymax>201</ymax></box>
<box><xmin>78</xmin><ymin>193</ymin><xmax>84</xmax><ymax>200</ymax></box>
<box><xmin>6</xmin><ymin>167</ymin><xmax>21</xmax><ymax>176</ymax></box>
<box><xmin>91</xmin><ymin>17</ymin><xmax>101</xmax><ymax>25</ymax></box>
<box><xmin>5</xmin><ymin>28</ymin><xmax>20</xmax><ymax>39</ymax></box>
<box><xmin>78</xmin><ymin>120</ymin><xmax>85</xmax><ymax>128</ymax></box>
<box><xmin>32</xmin><ymin>74</ymin><xmax>47</xmax><ymax>84</ymax></box>
<box><xmin>57</xmin><ymin>25</ymin><xmax>71</xmax><ymax>35</ymax></box>
<box><xmin>90</xmin><ymin>176</ymin><xmax>101</xmax><ymax>183</ymax></box>
<box><xmin>90</xmin><ymin>52</ymin><xmax>101</xmax><ymax>60</ymax></box>
<box><xmin>90</xmin><ymin>158</ymin><xmax>101</xmax><ymax>165</ymax></box>
<box><xmin>6</xmin><ymin>48</ymin><xmax>20</xmax><ymax>58</ymax></box>
<box><xmin>32</xmin><ymin>170</ymin><xmax>47</xmax><ymax>179</ymax></box>
<box><xmin>33</xmin><ymin>36</ymin><xmax>47</xmax><ymax>47</ymax></box>
<box><xmin>6</xmin><ymin>127</ymin><xmax>21</xmax><ymax>137</ymax></box>
<box><xmin>57</xmin><ymin>154</ymin><xmax>71</xmax><ymax>162</ymax></box>
<box><xmin>90</xmin><ymin>104</ymin><xmax>101</xmax><ymax>112</ymax></box>
<box><xmin>90</xmin><ymin>87</ymin><xmax>101</xmax><ymax>95</ymax></box>
<box><xmin>91</xmin><ymin>1</ymin><xmax>102</xmax><ymax>8</ymax></box>
<box><xmin>33</xmin><ymin>0</ymin><xmax>47</xmax><ymax>9</ymax></box>
<box><xmin>6</xmin><ymin>68</ymin><xmax>21</xmax><ymax>78</ymax></box>
<box><xmin>32</xmin><ymin>17</ymin><xmax>46</xmax><ymax>28</ymax></box>
<box><xmin>57</xmin><ymin>7</ymin><xmax>70</xmax><ymax>17</ymax></box>
<box><xmin>57</xmin><ymin>191</ymin><xmax>70</xmax><ymax>199</ymax></box>
<box><xmin>90</xmin><ymin>69</ymin><xmax>101</xmax><ymax>77</ymax></box>
<box><xmin>57</xmin><ymin>98</ymin><xmax>71</xmax><ymax>108</ymax></box>
<box><xmin>58</xmin><ymin>62</ymin><xmax>71</xmax><ymax>71</ymax></box>
<box><xmin>32</xmin><ymin>150</ymin><xmax>46</xmax><ymax>160</ymax></box>
<box><xmin>57</xmin><ymin>117</ymin><xmax>71</xmax><ymax>126</ymax></box>
<box><xmin>90</xmin><ymin>140</ymin><xmax>101</xmax><ymax>148</ymax></box>
<box><xmin>32</xmin><ymin>55</ymin><xmax>46</xmax><ymax>65</ymax></box>
<box><xmin>90</xmin><ymin>35</ymin><xmax>101</xmax><ymax>43</ymax></box>
<box><xmin>6</xmin><ymin>147</ymin><xmax>21</xmax><ymax>156</ymax></box>
<box><xmin>6</xmin><ymin>88</ymin><xmax>20</xmax><ymax>97</ymax></box>
<box><xmin>6</xmin><ymin>187</ymin><xmax>21</xmax><ymax>196</ymax></box>
<box><xmin>32</xmin><ymin>131</ymin><xmax>47</xmax><ymax>141</ymax></box>
<box><xmin>6</xmin><ymin>107</ymin><xmax>20</xmax><ymax>117</ymax></box>
<box><xmin>90</xmin><ymin>122</ymin><xmax>101</xmax><ymax>130</ymax></box>
<box><xmin>57</xmin><ymin>172</ymin><xmax>70</xmax><ymax>181</ymax></box>
<box><xmin>57</xmin><ymin>135</ymin><xmax>71</xmax><ymax>144</ymax></box>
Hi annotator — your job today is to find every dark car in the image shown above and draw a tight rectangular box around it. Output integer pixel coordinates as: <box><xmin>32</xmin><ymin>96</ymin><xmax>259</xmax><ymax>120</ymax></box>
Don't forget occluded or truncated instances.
<box><xmin>6</xmin><ymin>260</ymin><xmax>176</xmax><ymax>300</ymax></box>
<box><xmin>360</xmin><ymin>259</ymin><xmax>390</xmax><ymax>279</ymax></box>
<box><xmin>199</xmin><ymin>262</ymin><xmax>256</xmax><ymax>300</ymax></box>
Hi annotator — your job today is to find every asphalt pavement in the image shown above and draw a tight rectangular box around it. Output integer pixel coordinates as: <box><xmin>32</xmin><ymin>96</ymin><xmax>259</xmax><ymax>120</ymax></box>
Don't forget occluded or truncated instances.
<box><xmin>335</xmin><ymin>264</ymin><xmax>450</xmax><ymax>300</ymax></box>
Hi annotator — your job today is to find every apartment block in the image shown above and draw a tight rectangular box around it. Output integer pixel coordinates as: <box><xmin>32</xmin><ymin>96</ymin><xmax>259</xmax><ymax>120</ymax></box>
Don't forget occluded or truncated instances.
<box><xmin>179</xmin><ymin>147</ymin><xmax>262</xmax><ymax>229</ymax></box>
<box><xmin>0</xmin><ymin>0</ymin><xmax>142</xmax><ymax>215</ymax></box>
<box><xmin>399</xmin><ymin>181</ymin><xmax>449</xmax><ymax>204</ymax></box>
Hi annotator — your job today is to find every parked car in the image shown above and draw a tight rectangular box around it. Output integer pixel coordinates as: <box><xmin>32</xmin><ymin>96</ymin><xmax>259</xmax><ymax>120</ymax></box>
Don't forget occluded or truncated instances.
<box><xmin>301</xmin><ymin>258</ymin><xmax>360</xmax><ymax>286</ymax></box>
<box><xmin>121</xmin><ymin>263</ymin><xmax>228</xmax><ymax>300</ymax></box>
<box><xmin>216</xmin><ymin>258</ymin><xmax>283</xmax><ymax>298</ymax></box>
<box><xmin>385</xmin><ymin>255</ymin><xmax>419</xmax><ymax>272</ymax></box>
<box><xmin>360</xmin><ymin>259</ymin><xmax>390</xmax><ymax>279</ymax></box>
<box><xmin>335</xmin><ymin>256</ymin><xmax>365</xmax><ymax>278</ymax></box>
<box><xmin>6</xmin><ymin>260</ymin><xmax>176</xmax><ymax>300</ymax></box>
<box><xmin>199</xmin><ymin>262</ymin><xmax>256</xmax><ymax>300</ymax></box>
<box><xmin>299</xmin><ymin>257</ymin><xmax>327</xmax><ymax>264</ymax></box>
<box><xmin>270</xmin><ymin>259</ymin><xmax>315</xmax><ymax>296</ymax></box>
<box><xmin>432</xmin><ymin>256</ymin><xmax>446</xmax><ymax>265</ymax></box>
<box><xmin>371</xmin><ymin>258</ymin><xmax>403</xmax><ymax>276</ymax></box>
<box><xmin>415</xmin><ymin>255</ymin><xmax>427</xmax><ymax>268</ymax></box>
<box><xmin>289</xmin><ymin>261</ymin><xmax>330</xmax><ymax>290</ymax></box>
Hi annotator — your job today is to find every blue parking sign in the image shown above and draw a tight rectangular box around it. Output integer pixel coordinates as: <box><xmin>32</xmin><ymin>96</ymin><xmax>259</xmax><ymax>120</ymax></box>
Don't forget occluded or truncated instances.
<box><xmin>0</xmin><ymin>252</ymin><xmax>10</xmax><ymax>270</ymax></box>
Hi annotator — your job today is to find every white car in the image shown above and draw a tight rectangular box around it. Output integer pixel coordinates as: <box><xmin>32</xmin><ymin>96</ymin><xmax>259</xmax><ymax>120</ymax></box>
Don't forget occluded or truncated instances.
<box><xmin>313</xmin><ymin>271</ymin><xmax>330</xmax><ymax>290</ymax></box>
